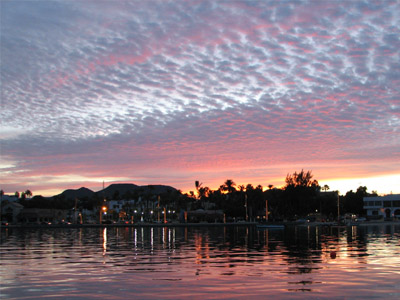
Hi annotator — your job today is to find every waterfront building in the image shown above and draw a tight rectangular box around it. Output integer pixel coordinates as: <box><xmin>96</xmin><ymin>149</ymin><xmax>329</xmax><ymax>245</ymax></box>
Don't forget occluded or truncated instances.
<box><xmin>363</xmin><ymin>194</ymin><xmax>400</xmax><ymax>219</ymax></box>
<box><xmin>1</xmin><ymin>202</ymin><xmax>24</xmax><ymax>223</ymax></box>
<box><xmin>18</xmin><ymin>208</ymin><xmax>69</xmax><ymax>224</ymax></box>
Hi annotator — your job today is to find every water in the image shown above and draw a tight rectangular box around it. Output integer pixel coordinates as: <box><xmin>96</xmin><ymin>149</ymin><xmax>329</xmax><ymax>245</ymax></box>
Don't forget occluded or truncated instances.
<box><xmin>1</xmin><ymin>224</ymin><xmax>400</xmax><ymax>299</ymax></box>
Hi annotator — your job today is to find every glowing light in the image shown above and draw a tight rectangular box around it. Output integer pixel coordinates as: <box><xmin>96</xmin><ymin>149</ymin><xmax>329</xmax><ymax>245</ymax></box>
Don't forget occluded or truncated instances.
<box><xmin>102</xmin><ymin>228</ymin><xmax>107</xmax><ymax>255</ymax></box>
<box><xmin>322</xmin><ymin>174</ymin><xmax>400</xmax><ymax>195</ymax></box>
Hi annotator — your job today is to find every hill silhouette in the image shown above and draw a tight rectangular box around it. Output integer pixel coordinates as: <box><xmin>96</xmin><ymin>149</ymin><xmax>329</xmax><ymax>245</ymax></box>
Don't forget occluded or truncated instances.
<box><xmin>96</xmin><ymin>183</ymin><xmax>138</xmax><ymax>198</ymax></box>
<box><xmin>97</xmin><ymin>183</ymin><xmax>179</xmax><ymax>198</ymax></box>
<box><xmin>58</xmin><ymin>187</ymin><xmax>94</xmax><ymax>200</ymax></box>
<box><xmin>57</xmin><ymin>183</ymin><xmax>179</xmax><ymax>200</ymax></box>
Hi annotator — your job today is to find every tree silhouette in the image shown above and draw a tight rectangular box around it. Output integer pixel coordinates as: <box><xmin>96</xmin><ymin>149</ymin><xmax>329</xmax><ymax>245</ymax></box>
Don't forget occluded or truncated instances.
<box><xmin>198</xmin><ymin>186</ymin><xmax>210</xmax><ymax>200</ymax></box>
<box><xmin>221</xmin><ymin>179</ymin><xmax>236</xmax><ymax>194</ymax></box>
<box><xmin>195</xmin><ymin>181</ymin><xmax>202</xmax><ymax>199</ymax></box>
<box><xmin>343</xmin><ymin>186</ymin><xmax>368</xmax><ymax>215</ymax></box>
<box><xmin>285</xmin><ymin>170</ymin><xmax>319</xmax><ymax>189</ymax></box>
<box><xmin>284</xmin><ymin>170</ymin><xmax>320</xmax><ymax>217</ymax></box>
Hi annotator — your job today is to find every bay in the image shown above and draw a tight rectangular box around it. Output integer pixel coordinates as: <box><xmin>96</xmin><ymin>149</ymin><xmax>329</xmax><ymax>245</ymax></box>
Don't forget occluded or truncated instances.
<box><xmin>1</xmin><ymin>224</ymin><xmax>400</xmax><ymax>299</ymax></box>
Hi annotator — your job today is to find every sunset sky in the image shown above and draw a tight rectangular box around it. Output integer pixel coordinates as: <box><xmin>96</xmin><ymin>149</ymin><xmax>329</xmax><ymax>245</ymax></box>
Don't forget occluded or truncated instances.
<box><xmin>1</xmin><ymin>0</ymin><xmax>399</xmax><ymax>197</ymax></box>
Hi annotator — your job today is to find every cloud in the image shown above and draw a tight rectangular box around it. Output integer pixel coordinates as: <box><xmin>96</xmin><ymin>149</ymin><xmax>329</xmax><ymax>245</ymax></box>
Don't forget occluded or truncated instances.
<box><xmin>1</xmin><ymin>0</ymin><xmax>399</xmax><ymax>195</ymax></box>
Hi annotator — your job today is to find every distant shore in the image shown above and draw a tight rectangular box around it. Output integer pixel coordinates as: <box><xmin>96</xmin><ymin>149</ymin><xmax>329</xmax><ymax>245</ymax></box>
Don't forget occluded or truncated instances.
<box><xmin>2</xmin><ymin>222</ymin><xmax>255</xmax><ymax>229</ymax></box>
<box><xmin>1</xmin><ymin>220</ymin><xmax>399</xmax><ymax>229</ymax></box>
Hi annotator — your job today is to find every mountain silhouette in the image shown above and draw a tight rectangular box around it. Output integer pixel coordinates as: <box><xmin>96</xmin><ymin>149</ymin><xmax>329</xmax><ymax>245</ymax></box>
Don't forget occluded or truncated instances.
<box><xmin>58</xmin><ymin>187</ymin><xmax>95</xmax><ymax>200</ymax></box>
<box><xmin>56</xmin><ymin>183</ymin><xmax>179</xmax><ymax>200</ymax></box>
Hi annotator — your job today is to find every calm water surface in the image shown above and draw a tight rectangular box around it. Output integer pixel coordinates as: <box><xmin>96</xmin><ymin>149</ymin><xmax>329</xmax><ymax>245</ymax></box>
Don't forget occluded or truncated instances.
<box><xmin>1</xmin><ymin>225</ymin><xmax>400</xmax><ymax>299</ymax></box>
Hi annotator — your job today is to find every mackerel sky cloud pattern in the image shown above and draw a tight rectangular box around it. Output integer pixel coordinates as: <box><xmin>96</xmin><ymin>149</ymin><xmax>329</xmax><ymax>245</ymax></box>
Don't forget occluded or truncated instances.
<box><xmin>1</xmin><ymin>0</ymin><xmax>399</xmax><ymax>195</ymax></box>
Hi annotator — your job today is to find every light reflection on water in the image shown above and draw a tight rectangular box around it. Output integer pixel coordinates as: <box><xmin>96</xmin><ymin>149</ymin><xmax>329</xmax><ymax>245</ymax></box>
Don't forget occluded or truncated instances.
<box><xmin>1</xmin><ymin>225</ymin><xmax>400</xmax><ymax>299</ymax></box>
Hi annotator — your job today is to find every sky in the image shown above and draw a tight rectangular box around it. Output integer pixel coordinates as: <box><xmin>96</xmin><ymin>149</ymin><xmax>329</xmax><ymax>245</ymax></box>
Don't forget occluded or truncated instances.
<box><xmin>1</xmin><ymin>0</ymin><xmax>399</xmax><ymax>197</ymax></box>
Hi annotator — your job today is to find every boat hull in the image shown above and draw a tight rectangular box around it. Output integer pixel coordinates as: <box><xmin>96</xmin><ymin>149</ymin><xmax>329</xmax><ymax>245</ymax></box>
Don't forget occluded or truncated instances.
<box><xmin>256</xmin><ymin>224</ymin><xmax>285</xmax><ymax>229</ymax></box>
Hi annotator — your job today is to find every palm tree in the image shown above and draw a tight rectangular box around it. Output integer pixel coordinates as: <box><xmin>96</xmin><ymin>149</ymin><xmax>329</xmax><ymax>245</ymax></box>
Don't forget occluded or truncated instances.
<box><xmin>195</xmin><ymin>181</ymin><xmax>201</xmax><ymax>190</ymax></box>
<box><xmin>246</xmin><ymin>184</ymin><xmax>254</xmax><ymax>191</ymax></box>
<box><xmin>25</xmin><ymin>189</ymin><xmax>32</xmax><ymax>198</ymax></box>
<box><xmin>195</xmin><ymin>181</ymin><xmax>202</xmax><ymax>199</ymax></box>
<box><xmin>268</xmin><ymin>184</ymin><xmax>274</xmax><ymax>190</ymax></box>
<box><xmin>222</xmin><ymin>179</ymin><xmax>236</xmax><ymax>194</ymax></box>
<box><xmin>322</xmin><ymin>185</ymin><xmax>330</xmax><ymax>192</ymax></box>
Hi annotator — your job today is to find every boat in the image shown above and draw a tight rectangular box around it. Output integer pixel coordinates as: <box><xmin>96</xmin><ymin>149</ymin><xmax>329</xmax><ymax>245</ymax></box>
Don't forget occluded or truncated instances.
<box><xmin>256</xmin><ymin>224</ymin><xmax>285</xmax><ymax>230</ymax></box>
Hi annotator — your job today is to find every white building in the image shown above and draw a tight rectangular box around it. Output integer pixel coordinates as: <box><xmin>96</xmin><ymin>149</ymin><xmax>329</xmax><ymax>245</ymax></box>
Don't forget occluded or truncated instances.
<box><xmin>363</xmin><ymin>194</ymin><xmax>400</xmax><ymax>219</ymax></box>
<box><xmin>107</xmin><ymin>199</ymin><xmax>136</xmax><ymax>212</ymax></box>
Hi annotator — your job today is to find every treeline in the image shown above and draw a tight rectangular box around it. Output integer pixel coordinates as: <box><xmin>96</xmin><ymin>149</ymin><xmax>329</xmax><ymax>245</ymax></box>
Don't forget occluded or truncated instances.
<box><xmin>5</xmin><ymin>170</ymin><xmax>377</xmax><ymax>219</ymax></box>
<box><xmin>190</xmin><ymin>170</ymin><xmax>376</xmax><ymax>220</ymax></box>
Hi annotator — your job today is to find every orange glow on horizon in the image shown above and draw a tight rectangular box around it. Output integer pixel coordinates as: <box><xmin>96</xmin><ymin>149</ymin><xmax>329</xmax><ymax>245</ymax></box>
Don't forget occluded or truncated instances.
<box><xmin>5</xmin><ymin>170</ymin><xmax>399</xmax><ymax>198</ymax></box>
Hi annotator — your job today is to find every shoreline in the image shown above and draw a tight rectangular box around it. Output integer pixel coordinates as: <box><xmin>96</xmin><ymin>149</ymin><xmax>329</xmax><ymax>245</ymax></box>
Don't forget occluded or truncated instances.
<box><xmin>1</xmin><ymin>220</ymin><xmax>399</xmax><ymax>229</ymax></box>
<box><xmin>1</xmin><ymin>222</ymin><xmax>256</xmax><ymax>229</ymax></box>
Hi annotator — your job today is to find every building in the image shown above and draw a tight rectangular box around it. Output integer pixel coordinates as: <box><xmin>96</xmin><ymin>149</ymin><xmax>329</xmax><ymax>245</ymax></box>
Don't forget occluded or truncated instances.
<box><xmin>106</xmin><ymin>199</ymin><xmax>136</xmax><ymax>220</ymax></box>
<box><xmin>18</xmin><ymin>208</ymin><xmax>69</xmax><ymax>224</ymax></box>
<box><xmin>1</xmin><ymin>202</ymin><xmax>24</xmax><ymax>223</ymax></box>
<box><xmin>1</xmin><ymin>195</ymin><xmax>20</xmax><ymax>202</ymax></box>
<box><xmin>363</xmin><ymin>194</ymin><xmax>400</xmax><ymax>219</ymax></box>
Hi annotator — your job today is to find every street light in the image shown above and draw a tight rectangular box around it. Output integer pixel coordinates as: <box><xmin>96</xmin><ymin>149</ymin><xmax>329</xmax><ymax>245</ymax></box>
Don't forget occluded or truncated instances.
<box><xmin>100</xmin><ymin>206</ymin><xmax>107</xmax><ymax>224</ymax></box>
